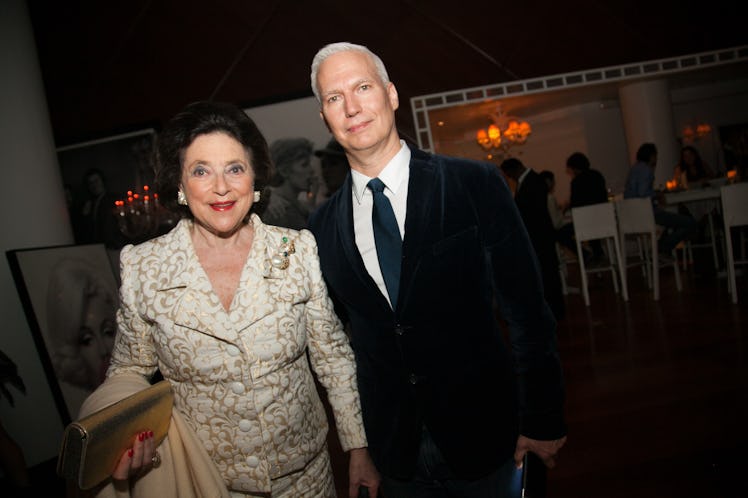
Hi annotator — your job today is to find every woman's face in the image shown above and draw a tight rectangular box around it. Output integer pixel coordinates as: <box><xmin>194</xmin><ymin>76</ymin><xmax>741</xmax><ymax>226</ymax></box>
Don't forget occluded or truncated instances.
<box><xmin>181</xmin><ymin>132</ymin><xmax>255</xmax><ymax>236</ymax></box>
<box><xmin>78</xmin><ymin>292</ymin><xmax>117</xmax><ymax>389</ymax></box>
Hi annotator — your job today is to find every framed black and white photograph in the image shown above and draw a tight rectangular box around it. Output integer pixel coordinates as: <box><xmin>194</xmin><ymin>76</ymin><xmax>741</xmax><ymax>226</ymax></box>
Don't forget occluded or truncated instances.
<box><xmin>6</xmin><ymin>244</ymin><xmax>119</xmax><ymax>425</ymax></box>
<box><xmin>57</xmin><ymin>129</ymin><xmax>157</xmax><ymax>249</ymax></box>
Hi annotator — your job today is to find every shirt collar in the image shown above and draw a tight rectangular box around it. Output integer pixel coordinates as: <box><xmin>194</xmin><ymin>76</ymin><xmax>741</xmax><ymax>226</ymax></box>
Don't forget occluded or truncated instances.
<box><xmin>352</xmin><ymin>140</ymin><xmax>410</xmax><ymax>204</ymax></box>
<box><xmin>517</xmin><ymin>167</ymin><xmax>531</xmax><ymax>187</ymax></box>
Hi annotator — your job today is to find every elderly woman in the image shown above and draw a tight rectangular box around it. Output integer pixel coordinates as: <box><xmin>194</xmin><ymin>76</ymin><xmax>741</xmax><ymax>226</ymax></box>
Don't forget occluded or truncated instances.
<box><xmin>96</xmin><ymin>101</ymin><xmax>378</xmax><ymax>497</ymax></box>
<box><xmin>262</xmin><ymin>138</ymin><xmax>318</xmax><ymax>230</ymax></box>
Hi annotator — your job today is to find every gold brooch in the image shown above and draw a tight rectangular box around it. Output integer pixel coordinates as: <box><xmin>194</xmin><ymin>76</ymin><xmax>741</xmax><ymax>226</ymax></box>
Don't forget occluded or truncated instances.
<box><xmin>271</xmin><ymin>235</ymin><xmax>295</xmax><ymax>269</ymax></box>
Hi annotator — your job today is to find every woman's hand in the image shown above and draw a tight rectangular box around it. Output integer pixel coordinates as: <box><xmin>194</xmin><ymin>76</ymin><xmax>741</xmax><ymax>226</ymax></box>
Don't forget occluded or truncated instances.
<box><xmin>112</xmin><ymin>430</ymin><xmax>157</xmax><ymax>481</ymax></box>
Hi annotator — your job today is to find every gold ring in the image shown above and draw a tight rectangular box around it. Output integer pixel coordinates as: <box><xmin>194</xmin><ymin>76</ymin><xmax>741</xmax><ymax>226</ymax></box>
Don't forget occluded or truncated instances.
<box><xmin>151</xmin><ymin>452</ymin><xmax>161</xmax><ymax>468</ymax></box>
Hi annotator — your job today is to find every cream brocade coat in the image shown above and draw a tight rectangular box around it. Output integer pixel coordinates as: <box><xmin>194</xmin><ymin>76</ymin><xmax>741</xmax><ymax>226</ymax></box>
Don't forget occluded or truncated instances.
<box><xmin>107</xmin><ymin>215</ymin><xmax>367</xmax><ymax>494</ymax></box>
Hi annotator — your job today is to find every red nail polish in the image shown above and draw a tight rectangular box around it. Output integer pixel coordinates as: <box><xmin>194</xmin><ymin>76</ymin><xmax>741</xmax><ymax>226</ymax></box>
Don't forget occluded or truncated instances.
<box><xmin>128</xmin><ymin>449</ymin><xmax>133</xmax><ymax>457</ymax></box>
<box><xmin>138</xmin><ymin>432</ymin><xmax>145</xmax><ymax>441</ymax></box>
<box><xmin>148</xmin><ymin>430</ymin><xmax>154</xmax><ymax>438</ymax></box>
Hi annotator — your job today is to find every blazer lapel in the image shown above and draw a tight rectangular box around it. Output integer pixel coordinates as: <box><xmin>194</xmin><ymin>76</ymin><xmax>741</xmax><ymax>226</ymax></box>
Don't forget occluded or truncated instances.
<box><xmin>158</xmin><ymin>222</ymin><xmax>240</xmax><ymax>344</ymax></box>
<box><xmin>336</xmin><ymin>175</ymin><xmax>393</xmax><ymax>311</ymax></box>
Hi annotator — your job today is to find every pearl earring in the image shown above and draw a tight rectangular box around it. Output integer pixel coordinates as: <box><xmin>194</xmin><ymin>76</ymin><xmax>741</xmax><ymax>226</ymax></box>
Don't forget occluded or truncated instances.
<box><xmin>177</xmin><ymin>190</ymin><xmax>188</xmax><ymax>206</ymax></box>
<box><xmin>254</xmin><ymin>190</ymin><xmax>261</xmax><ymax>202</ymax></box>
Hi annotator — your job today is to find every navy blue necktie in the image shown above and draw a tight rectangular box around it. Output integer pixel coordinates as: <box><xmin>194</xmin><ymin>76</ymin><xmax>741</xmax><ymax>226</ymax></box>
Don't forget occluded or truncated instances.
<box><xmin>368</xmin><ymin>178</ymin><xmax>402</xmax><ymax>307</ymax></box>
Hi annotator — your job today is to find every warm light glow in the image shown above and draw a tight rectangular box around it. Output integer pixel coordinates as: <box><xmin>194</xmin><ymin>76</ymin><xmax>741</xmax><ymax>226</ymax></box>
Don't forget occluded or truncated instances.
<box><xmin>666</xmin><ymin>180</ymin><xmax>678</xmax><ymax>191</ymax></box>
<box><xmin>681</xmin><ymin>122</ymin><xmax>712</xmax><ymax>143</ymax></box>
<box><xmin>727</xmin><ymin>169</ymin><xmax>737</xmax><ymax>181</ymax></box>
<box><xmin>115</xmin><ymin>185</ymin><xmax>171</xmax><ymax>241</ymax></box>
<box><xmin>476</xmin><ymin>105</ymin><xmax>531</xmax><ymax>156</ymax></box>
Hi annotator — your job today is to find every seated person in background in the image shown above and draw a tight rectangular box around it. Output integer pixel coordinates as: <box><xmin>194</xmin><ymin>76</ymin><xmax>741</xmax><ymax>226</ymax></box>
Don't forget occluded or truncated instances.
<box><xmin>673</xmin><ymin>145</ymin><xmax>715</xmax><ymax>189</ymax></box>
<box><xmin>556</xmin><ymin>152</ymin><xmax>609</xmax><ymax>263</ymax></box>
<box><xmin>539</xmin><ymin>170</ymin><xmax>567</xmax><ymax>231</ymax></box>
<box><xmin>501</xmin><ymin>158</ymin><xmax>565</xmax><ymax>321</ymax></box>
<box><xmin>624</xmin><ymin>142</ymin><xmax>697</xmax><ymax>255</ymax></box>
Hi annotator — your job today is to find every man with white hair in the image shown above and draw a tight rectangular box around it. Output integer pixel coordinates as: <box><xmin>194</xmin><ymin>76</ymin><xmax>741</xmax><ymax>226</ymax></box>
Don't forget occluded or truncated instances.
<box><xmin>308</xmin><ymin>42</ymin><xmax>567</xmax><ymax>497</ymax></box>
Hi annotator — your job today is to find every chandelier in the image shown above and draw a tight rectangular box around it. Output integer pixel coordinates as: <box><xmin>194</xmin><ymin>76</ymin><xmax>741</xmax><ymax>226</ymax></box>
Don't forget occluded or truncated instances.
<box><xmin>680</xmin><ymin>122</ymin><xmax>711</xmax><ymax>144</ymax></box>
<box><xmin>114</xmin><ymin>185</ymin><xmax>175</xmax><ymax>242</ymax></box>
<box><xmin>476</xmin><ymin>105</ymin><xmax>532</xmax><ymax>157</ymax></box>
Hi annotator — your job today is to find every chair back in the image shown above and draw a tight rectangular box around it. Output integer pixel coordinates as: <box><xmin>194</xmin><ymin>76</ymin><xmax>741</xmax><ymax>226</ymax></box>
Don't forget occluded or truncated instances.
<box><xmin>615</xmin><ymin>198</ymin><xmax>655</xmax><ymax>235</ymax></box>
<box><xmin>721</xmin><ymin>183</ymin><xmax>748</xmax><ymax>229</ymax></box>
<box><xmin>571</xmin><ymin>202</ymin><xmax>617</xmax><ymax>241</ymax></box>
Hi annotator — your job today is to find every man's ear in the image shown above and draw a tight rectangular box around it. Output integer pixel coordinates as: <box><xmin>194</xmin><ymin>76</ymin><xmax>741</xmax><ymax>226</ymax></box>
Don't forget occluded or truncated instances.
<box><xmin>387</xmin><ymin>82</ymin><xmax>399</xmax><ymax>111</ymax></box>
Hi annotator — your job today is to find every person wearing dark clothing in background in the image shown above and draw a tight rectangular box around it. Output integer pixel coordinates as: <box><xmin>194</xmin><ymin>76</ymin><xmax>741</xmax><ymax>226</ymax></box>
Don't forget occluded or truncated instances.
<box><xmin>501</xmin><ymin>158</ymin><xmax>565</xmax><ymax>321</ymax></box>
<box><xmin>556</xmin><ymin>152</ymin><xmax>608</xmax><ymax>263</ymax></box>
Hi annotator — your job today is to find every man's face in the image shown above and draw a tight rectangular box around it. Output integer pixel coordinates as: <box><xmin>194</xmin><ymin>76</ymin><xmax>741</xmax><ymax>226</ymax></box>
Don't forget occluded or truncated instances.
<box><xmin>316</xmin><ymin>50</ymin><xmax>399</xmax><ymax>156</ymax></box>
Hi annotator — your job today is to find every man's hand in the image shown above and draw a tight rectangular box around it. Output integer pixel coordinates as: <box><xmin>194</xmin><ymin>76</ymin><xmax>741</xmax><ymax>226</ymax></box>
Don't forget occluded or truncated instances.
<box><xmin>513</xmin><ymin>434</ymin><xmax>567</xmax><ymax>469</ymax></box>
<box><xmin>348</xmin><ymin>447</ymin><xmax>380</xmax><ymax>498</ymax></box>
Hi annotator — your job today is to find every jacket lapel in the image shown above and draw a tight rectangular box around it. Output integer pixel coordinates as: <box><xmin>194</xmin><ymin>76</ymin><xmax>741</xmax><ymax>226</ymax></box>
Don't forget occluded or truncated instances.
<box><xmin>335</xmin><ymin>175</ymin><xmax>393</xmax><ymax>311</ymax></box>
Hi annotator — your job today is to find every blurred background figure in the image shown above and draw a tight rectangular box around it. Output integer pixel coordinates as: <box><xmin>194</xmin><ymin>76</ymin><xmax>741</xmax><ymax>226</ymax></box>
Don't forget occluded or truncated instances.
<box><xmin>263</xmin><ymin>137</ymin><xmax>319</xmax><ymax>229</ymax></box>
<box><xmin>672</xmin><ymin>145</ymin><xmax>719</xmax><ymax>224</ymax></box>
<box><xmin>501</xmin><ymin>158</ymin><xmax>565</xmax><ymax>321</ymax></box>
<box><xmin>557</xmin><ymin>152</ymin><xmax>609</xmax><ymax>263</ymax></box>
<box><xmin>77</xmin><ymin>168</ymin><xmax>124</xmax><ymax>249</ymax></box>
<box><xmin>539</xmin><ymin>170</ymin><xmax>568</xmax><ymax>232</ymax></box>
<box><xmin>46</xmin><ymin>258</ymin><xmax>118</xmax><ymax>411</ymax></box>
<box><xmin>673</xmin><ymin>145</ymin><xmax>715</xmax><ymax>189</ymax></box>
<box><xmin>314</xmin><ymin>138</ymin><xmax>350</xmax><ymax>201</ymax></box>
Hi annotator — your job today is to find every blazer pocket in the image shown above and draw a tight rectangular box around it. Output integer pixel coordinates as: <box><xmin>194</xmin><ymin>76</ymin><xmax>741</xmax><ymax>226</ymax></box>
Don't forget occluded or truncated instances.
<box><xmin>431</xmin><ymin>226</ymin><xmax>479</xmax><ymax>256</ymax></box>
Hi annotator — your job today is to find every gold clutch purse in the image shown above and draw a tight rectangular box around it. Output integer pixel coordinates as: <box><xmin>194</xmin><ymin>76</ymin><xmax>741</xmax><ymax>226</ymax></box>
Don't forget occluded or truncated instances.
<box><xmin>57</xmin><ymin>380</ymin><xmax>174</xmax><ymax>490</ymax></box>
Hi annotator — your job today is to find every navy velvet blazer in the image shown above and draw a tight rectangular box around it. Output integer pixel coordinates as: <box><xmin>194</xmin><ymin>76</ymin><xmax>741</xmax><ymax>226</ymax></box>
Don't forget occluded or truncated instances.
<box><xmin>309</xmin><ymin>146</ymin><xmax>565</xmax><ymax>480</ymax></box>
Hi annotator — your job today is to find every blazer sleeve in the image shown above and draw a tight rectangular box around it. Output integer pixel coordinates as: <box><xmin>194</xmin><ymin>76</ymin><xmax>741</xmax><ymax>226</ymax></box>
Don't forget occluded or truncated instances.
<box><xmin>297</xmin><ymin>230</ymin><xmax>368</xmax><ymax>452</ymax></box>
<box><xmin>476</xmin><ymin>165</ymin><xmax>566</xmax><ymax>440</ymax></box>
<box><xmin>107</xmin><ymin>244</ymin><xmax>160</xmax><ymax>380</ymax></box>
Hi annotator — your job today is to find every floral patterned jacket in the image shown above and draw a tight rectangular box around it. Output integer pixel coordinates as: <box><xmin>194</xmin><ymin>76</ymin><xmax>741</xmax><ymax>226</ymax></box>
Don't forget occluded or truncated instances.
<box><xmin>107</xmin><ymin>215</ymin><xmax>367</xmax><ymax>493</ymax></box>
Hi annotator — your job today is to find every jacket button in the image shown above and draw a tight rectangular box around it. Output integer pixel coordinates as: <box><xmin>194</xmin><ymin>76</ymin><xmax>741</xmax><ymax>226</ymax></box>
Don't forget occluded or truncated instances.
<box><xmin>231</xmin><ymin>382</ymin><xmax>245</xmax><ymax>394</ymax></box>
<box><xmin>246</xmin><ymin>455</ymin><xmax>259</xmax><ymax>467</ymax></box>
<box><xmin>395</xmin><ymin>326</ymin><xmax>404</xmax><ymax>336</ymax></box>
<box><xmin>238</xmin><ymin>419</ymin><xmax>252</xmax><ymax>432</ymax></box>
<box><xmin>409</xmin><ymin>374</ymin><xmax>418</xmax><ymax>384</ymax></box>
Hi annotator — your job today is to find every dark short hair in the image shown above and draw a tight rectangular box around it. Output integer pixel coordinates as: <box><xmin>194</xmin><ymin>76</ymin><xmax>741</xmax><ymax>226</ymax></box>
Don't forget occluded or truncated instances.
<box><xmin>566</xmin><ymin>152</ymin><xmax>591</xmax><ymax>172</ymax></box>
<box><xmin>636</xmin><ymin>142</ymin><xmax>657</xmax><ymax>163</ymax></box>
<box><xmin>154</xmin><ymin>101</ymin><xmax>273</xmax><ymax>217</ymax></box>
<box><xmin>499</xmin><ymin>157</ymin><xmax>524</xmax><ymax>176</ymax></box>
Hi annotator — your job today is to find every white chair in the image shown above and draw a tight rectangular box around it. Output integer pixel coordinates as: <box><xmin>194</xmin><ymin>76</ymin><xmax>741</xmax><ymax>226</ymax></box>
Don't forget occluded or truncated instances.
<box><xmin>720</xmin><ymin>183</ymin><xmax>748</xmax><ymax>303</ymax></box>
<box><xmin>556</xmin><ymin>243</ymin><xmax>579</xmax><ymax>295</ymax></box>
<box><xmin>571</xmin><ymin>202</ymin><xmax>628</xmax><ymax>306</ymax></box>
<box><xmin>615</xmin><ymin>198</ymin><xmax>681</xmax><ymax>301</ymax></box>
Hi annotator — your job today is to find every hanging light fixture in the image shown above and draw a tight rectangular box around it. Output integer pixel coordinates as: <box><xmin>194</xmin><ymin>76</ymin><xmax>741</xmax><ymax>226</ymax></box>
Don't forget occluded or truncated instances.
<box><xmin>476</xmin><ymin>104</ymin><xmax>532</xmax><ymax>157</ymax></box>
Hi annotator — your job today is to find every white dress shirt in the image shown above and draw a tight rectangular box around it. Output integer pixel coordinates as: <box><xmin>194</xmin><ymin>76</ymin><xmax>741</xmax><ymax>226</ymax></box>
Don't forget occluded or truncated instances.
<box><xmin>350</xmin><ymin>141</ymin><xmax>410</xmax><ymax>306</ymax></box>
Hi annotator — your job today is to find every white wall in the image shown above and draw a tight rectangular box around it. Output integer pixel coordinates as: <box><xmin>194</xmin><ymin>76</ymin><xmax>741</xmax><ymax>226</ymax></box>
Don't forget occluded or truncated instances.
<box><xmin>244</xmin><ymin>96</ymin><xmax>332</xmax><ymax>152</ymax></box>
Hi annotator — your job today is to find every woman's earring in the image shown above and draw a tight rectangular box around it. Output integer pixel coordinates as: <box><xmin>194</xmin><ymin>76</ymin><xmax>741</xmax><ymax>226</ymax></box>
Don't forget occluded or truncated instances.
<box><xmin>254</xmin><ymin>190</ymin><xmax>261</xmax><ymax>202</ymax></box>
<box><xmin>177</xmin><ymin>190</ymin><xmax>188</xmax><ymax>206</ymax></box>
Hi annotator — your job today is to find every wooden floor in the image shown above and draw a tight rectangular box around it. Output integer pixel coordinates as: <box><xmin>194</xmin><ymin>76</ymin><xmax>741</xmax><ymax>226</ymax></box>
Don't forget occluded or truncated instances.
<box><xmin>5</xmin><ymin>251</ymin><xmax>746</xmax><ymax>498</ymax></box>
<box><xmin>327</xmin><ymin>249</ymin><xmax>748</xmax><ymax>497</ymax></box>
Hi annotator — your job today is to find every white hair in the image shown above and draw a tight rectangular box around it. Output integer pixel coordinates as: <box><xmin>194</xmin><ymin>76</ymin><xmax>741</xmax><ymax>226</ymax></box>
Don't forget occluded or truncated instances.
<box><xmin>310</xmin><ymin>42</ymin><xmax>390</xmax><ymax>103</ymax></box>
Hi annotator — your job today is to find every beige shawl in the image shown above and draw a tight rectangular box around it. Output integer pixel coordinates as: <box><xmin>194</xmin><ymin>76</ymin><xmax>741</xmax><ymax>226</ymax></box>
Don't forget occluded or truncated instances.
<box><xmin>77</xmin><ymin>373</ymin><xmax>230</xmax><ymax>498</ymax></box>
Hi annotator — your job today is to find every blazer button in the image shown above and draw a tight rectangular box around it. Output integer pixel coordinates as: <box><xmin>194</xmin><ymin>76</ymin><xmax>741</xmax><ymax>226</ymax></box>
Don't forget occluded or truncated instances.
<box><xmin>246</xmin><ymin>455</ymin><xmax>259</xmax><ymax>468</ymax></box>
<box><xmin>231</xmin><ymin>382</ymin><xmax>245</xmax><ymax>394</ymax></box>
<box><xmin>394</xmin><ymin>326</ymin><xmax>404</xmax><ymax>336</ymax></box>
<box><xmin>238</xmin><ymin>419</ymin><xmax>252</xmax><ymax>432</ymax></box>
<box><xmin>409</xmin><ymin>374</ymin><xmax>418</xmax><ymax>385</ymax></box>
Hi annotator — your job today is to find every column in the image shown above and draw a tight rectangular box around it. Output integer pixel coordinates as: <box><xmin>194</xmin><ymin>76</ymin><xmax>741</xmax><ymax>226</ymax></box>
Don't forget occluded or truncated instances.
<box><xmin>0</xmin><ymin>0</ymin><xmax>74</xmax><ymax>467</ymax></box>
<box><xmin>619</xmin><ymin>79</ymin><xmax>679</xmax><ymax>188</ymax></box>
